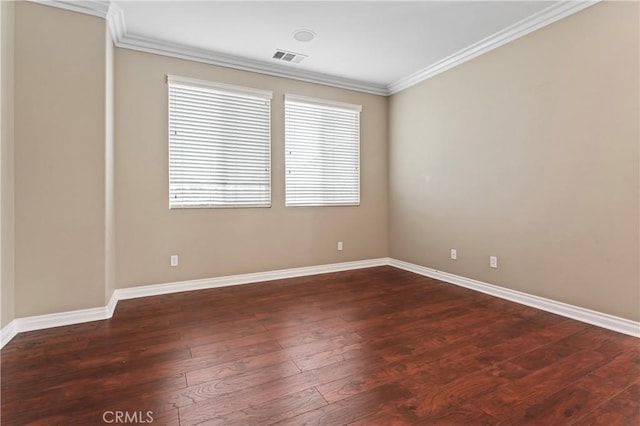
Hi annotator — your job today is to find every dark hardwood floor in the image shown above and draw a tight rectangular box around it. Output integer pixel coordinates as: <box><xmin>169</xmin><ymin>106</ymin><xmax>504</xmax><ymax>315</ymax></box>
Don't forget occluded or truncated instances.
<box><xmin>1</xmin><ymin>266</ymin><xmax>639</xmax><ymax>425</ymax></box>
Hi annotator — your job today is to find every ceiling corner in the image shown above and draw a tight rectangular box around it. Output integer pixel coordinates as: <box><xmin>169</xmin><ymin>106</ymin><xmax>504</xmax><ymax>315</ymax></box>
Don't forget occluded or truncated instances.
<box><xmin>386</xmin><ymin>0</ymin><xmax>600</xmax><ymax>95</ymax></box>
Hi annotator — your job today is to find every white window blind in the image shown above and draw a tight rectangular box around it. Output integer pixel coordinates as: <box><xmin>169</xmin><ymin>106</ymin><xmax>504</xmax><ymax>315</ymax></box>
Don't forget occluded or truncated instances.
<box><xmin>285</xmin><ymin>94</ymin><xmax>361</xmax><ymax>207</ymax></box>
<box><xmin>168</xmin><ymin>75</ymin><xmax>272</xmax><ymax>208</ymax></box>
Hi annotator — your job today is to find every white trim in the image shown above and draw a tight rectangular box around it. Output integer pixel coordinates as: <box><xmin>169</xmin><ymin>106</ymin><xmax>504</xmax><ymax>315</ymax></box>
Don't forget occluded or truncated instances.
<box><xmin>0</xmin><ymin>303</ymin><xmax>114</xmax><ymax>349</ymax></box>
<box><xmin>0</xmin><ymin>258</ymin><xmax>388</xmax><ymax>348</ymax></box>
<box><xmin>105</xmin><ymin>2</ymin><xmax>125</xmax><ymax>43</ymax></box>
<box><xmin>29</xmin><ymin>1</ymin><xmax>388</xmax><ymax>95</ymax></box>
<box><xmin>285</xmin><ymin>94</ymin><xmax>363</xmax><ymax>113</ymax></box>
<box><xmin>31</xmin><ymin>0</ymin><xmax>111</xmax><ymax>19</ymax></box>
<box><xmin>387</xmin><ymin>0</ymin><xmax>599</xmax><ymax>94</ymax></box>
<box><xmin>0</xmin><ymin>320</ymin><xmax>18</xmax><ymax>348</ymax></box>
<box><xmin>16</xmin><ymin>304</ymin><xmax>113</xmax><ymax>333</ymax></box>
<box><xmin>388</xmin><ymin>258</ymin><xmax>640</xmax><ymax>338</ymax></box>
<box><xmin>168</xmin><ymin>74</ymin><xmax>273</xmax><ymax>100</ymax></box>
<box><xmin>114</xmin><ymin>32</ymin><xmax>388</xmax><ymax>96</ymax></box>
<box><xmin>106</xmin><ymin>290</ymin><xmax>118</xmax><ymax>318</ymax></box>
<box><xmin>2</xmin><ymin>256</ymin><xmax>637</xmax><ymax>349</ymax></box>
<box><xmin>114</xmin><ymin>258</ymin><xmax>387</xmax><ymax>301</ymax></box>
<box><xmin>29</xmin><ymin>0</ymin><xmax>598</xmax><ymax>96</ymax></box>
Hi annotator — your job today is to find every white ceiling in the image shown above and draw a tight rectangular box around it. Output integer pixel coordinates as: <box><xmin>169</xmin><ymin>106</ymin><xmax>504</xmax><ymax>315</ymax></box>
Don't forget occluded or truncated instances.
<box><xmin>101</xmin><ymin>1</ymin><xmax>594</xmax><ymax>94</ymax></box>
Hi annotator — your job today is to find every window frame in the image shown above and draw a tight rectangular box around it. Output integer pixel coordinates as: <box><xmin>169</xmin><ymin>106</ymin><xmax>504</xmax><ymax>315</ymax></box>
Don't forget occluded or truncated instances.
<box><xmin>167</xmin><ymin>75</ymin><xmax>273</xmax><ymax>209</ymax></box>
<box><xmin>284</xmin><ymin>94</ymin><xmax>362</xmax><ymax>208</ymax></box>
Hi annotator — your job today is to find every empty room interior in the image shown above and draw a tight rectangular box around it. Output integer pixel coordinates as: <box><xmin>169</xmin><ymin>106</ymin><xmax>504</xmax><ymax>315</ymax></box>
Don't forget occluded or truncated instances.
<box><xmin>1</xmin><ymin>0</ymin><xmax>639</xmax><ymax>424</ymax></box>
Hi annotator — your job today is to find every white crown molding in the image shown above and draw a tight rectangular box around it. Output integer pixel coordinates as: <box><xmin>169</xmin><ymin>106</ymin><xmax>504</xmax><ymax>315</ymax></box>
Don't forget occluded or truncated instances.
<box><xmin>113</xmin><ymin>32</ymin><xmax>388</xmax><ymax>96</ymax></box>
<box><xmin>106</xmin><ymin>2</ymin><xmax>125</xmax><ymax>41</ymax></box>
<box><xmin>26</xmin><ymin>0</ymin><xmax>382</xmax><ymax>95</ymax></box>
<box><xmin>101</xmin><ymin>2</ymin><xmax>388</xmax><ymax>95</ymax></box>
<box><xmin>31</xmin><ymin>0</ymin><xmax>598</xmax><ymax>96</ymax></box>
<box><xmin>2</xmin><ymin>256</ymin><xmax>637</xmax><ymax>348</ymax></box>
<box><xmin>388</xmin><ymin>258</ymin><xmax>640</xmax><ymax>338</ymax></box>
<box><xmin>31</xmin><ymin>0</ymin><xmax>111</xmax><ymax>19</ymax></box>
<box><xmin>387</xmin><ymin>0</ymin><xmax>600</xmax><ymax>94</ymax></box>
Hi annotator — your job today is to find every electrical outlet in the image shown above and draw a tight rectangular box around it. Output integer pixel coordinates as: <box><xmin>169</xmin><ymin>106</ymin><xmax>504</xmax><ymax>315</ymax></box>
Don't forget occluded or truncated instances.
<box><xmin>171</xmin><ymin>255</ymin><xmax>179</xmax><ymax>267</ymax></box>
<box><xmin>451</xmin><ymin>249</ymin><xmax>457</xmax><ymax>260</ymax></box>
<box><xmin>337</xmin><ymin>241</ymin><xmax>343</xmax><ymax>251</ymax></box>
<box><xmin>490</xmin><ymin>256</ymin><xmax>498</xmax><ymax>268</ymax></box>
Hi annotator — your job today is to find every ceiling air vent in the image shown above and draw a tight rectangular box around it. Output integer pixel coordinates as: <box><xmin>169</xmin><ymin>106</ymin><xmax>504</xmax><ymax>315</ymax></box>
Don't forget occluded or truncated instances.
<box><xmin>272</xmin><ymin>49</ymin><xmax>307</xmax><ymax>64</ymax></box>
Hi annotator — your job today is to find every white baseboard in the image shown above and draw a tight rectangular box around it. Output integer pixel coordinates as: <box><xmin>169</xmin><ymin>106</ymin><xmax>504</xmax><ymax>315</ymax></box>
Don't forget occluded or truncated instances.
<box><xmin>114</xmin><ymin>258</ymin><xmax>389</xmax><ymax>301</ymax></box>
<box><xmin>0</xmin><ymin>258</ymin><xmax>388</xmax><ymax>348</ymax></box>
<box><xmin>388</xmin><ymin>258</ymin><xmax>640</xmax><ymax>338</ymax></box>
<box><xmin>0</xmin><ymin>303</ymin><xmax>116</xmax><ymax>348</ymax></box>
<box><xmin>0</xmin><ymin>320</ymin><xmax>18</xmax><ymax>348</ymax></box>
<box><xmin>2</xmin><ymin>256</ymin><xmax>638</xmax><ymax>348</ymax></box>
<box><xmin>16</xmin><ymin>304</ymin><xmax>114</xmax><ymax>333</ymax></box>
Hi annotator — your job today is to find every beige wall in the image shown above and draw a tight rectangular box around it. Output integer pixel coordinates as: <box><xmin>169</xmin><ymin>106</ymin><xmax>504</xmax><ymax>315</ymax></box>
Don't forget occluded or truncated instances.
<box><xmin>389</xmin><ymin>1</ymin><xmax>640</xmax><ymax>321</ymax></box>
<box><xmin>115</xmin><ymin>49</ymin><xmax>389</xmax><ymax>288</ymax></box>
<box><xmin>1</xmin><ymin>0</ymin><xmax>15</xmax><ymax>327</ymax></box>
<box><xmin>14</xmin><ymin>2</ymin><xmax>107</xmax><ymax>317</ymax></box>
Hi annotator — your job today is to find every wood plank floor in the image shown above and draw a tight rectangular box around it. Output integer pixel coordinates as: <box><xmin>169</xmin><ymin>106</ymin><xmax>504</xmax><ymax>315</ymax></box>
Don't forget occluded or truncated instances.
<box><xmin>2</xmin><ymin>266</ymin><xmax>639</xmax><ymax>425</ymax></box>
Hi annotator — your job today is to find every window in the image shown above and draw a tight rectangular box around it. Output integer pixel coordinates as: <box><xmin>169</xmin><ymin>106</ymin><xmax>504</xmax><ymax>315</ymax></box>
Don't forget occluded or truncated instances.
<box><xmin>168</xmin><ymin>75</ymin><xmax>272</xmax><ymax>208</ymax></box>
<box><xmin>284</xmin><ymin>95</ymin><xmax>361</xmax><ymax>207</ymax></box>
